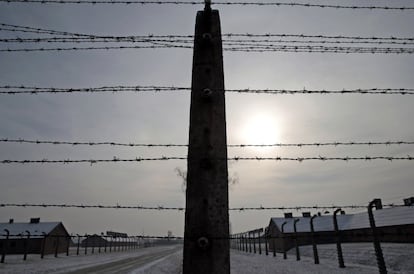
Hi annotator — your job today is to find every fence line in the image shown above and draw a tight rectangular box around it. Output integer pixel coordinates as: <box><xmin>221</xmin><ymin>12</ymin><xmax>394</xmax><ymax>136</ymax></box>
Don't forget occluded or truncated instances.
<box><xmin>1</xmin><ymin>155</ymin><xmax>413</xmax><ymax>165</ymax></box>
<box><xmin>2</xmin><ymin>138</ymin><xmax>414</xmax><ymax>148</ymax></box>
<box><xmin>2</xmin><ymin>44</ymin><xmax>414</xmax><ymax>54</ymax></box>
<box><xmin>1</xmin><ymin>0</ymin><xmax>413</xmax><ymax>11</ymax></box>
<box><xmin>0</xmin><ymin>203</ymin><xmax>406</xmax><ymax>211</ymax></box>
<box><xmin>2</xmin><ymin>86</ymin><xmax>414</xmax><ymax>95</ymax></box>
<box><xmin>2</xmin><ymin>23</ymin><xmax>414</xmax><ymax>42</ymax></box>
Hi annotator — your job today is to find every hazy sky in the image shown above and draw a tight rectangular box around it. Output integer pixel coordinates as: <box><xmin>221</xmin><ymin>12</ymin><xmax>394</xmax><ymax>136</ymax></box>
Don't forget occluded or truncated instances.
<box><xmin>1</xmin><ymin>0</ymin><xmax>414</xmax><ymax>237</ymax></box>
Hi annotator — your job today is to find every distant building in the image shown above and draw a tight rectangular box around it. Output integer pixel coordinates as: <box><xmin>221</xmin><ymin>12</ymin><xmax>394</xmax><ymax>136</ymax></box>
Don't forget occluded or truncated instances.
<box><xmin>81</xmin><ymin>231</ymin><xmax>132</xmax><ymax>247</ymax></box>
<box><xmin>267</xmin><ymin>204</ymin><xmax>414</xmax><ymax>252</ymax></box>
<box><xmin>0</xmin><ymin>218</ymin><xmax>70</xmax><ymax>254</ymax></box>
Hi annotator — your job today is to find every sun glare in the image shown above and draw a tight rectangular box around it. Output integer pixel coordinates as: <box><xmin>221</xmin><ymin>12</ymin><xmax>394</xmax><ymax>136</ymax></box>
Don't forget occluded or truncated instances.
<box><xmin>241</xmin><ymin>113</ymin><xmax>281</xmax><ymax>145</ymax></box>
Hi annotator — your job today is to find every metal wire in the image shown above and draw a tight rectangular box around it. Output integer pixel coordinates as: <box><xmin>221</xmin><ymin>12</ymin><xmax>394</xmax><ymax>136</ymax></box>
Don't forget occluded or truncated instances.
<box><xmin>2</xmin><ymin>23</ymin><xmax>414</xmax><ymax>43</ymax></box>
<box><xmin>2</xmin><ymin>37</ymin><xmax>414</xmax><ymax>46</ymax></box>
<box><xmin>2</xmin><ymin>138</ymin><xmax>414</xmax><ymax>148</ymax></box>
<box><xmin>1</xmin><ymin>156</ymin><xmax>413</xmax><ymax>165</ymax></box>
<box><xmin>1</xmin><ymin>44</ymin><xmax>413</xmax><ymax>54</ymax></box>
<box><xmin>0</xmin><ymin>203</ymin><xmax>405</xmax><ymax>211</ymax></box>
<box><xmin>0</xmin><ymin>0</ymin><xmax>413</xmax><ymax>11</ymax></box>
<box><xmin>1</xmin><ymin>86</ymin><xmax>414</xmax><ymax>95</ymax></box>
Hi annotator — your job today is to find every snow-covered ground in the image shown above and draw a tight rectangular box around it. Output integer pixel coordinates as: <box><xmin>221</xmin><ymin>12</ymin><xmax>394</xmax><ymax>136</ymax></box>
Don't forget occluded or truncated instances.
<box><xmin>134</xmin><ymin>243</ymin><xmax>414</xmax><ymax>274</ymax></box>
<box><xmin>0</xmin><ymin>245</ymin><xmax>180</xmax><ymax>274</ymax></box>
<box><xmin>1</xmin><ymin>243</ymin><xmax>413</xmax><ymax>273</ymax></box>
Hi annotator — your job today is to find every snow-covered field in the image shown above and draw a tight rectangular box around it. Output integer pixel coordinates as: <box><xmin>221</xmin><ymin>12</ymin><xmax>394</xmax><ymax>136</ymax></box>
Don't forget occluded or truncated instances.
<box><xmin>0</xmin><ymin>245</ymin><xmax>180</xmax><ymax>274</ymax></box>
<box><xmin>135</xmin><ymin>243</ymin><xmax>414</xmax><ymax>274</ymax></box>
<box><xmin>1</xmin><ymin>243</ymin><xmax>413</xmax><ymax>273</ymax></box>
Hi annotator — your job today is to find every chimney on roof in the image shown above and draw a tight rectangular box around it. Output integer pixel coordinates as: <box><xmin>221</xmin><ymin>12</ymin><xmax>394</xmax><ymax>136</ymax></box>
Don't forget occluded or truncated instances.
<box><xmin>9</xmin><ymin>219</ymin><xmax>14</xmax><ymax>224</ymax></box>
<box><xmin>302</xmin><ymin>212</ymin><xmax>311</xmax><ymax>218</ymax></box>
<box><xmin>30</xmin><ymin>217</ymin><xmax>40</xmax><ymax>224</ymax></box>
<box><xmin>284</xmin><ymin>212</ymin><xmax>293</xmax><ymax>218</ymax></box>
<box><xmin>403</xmin><ymin>197</ymin><xmax>414</xmax><ymax>206</ymax></box>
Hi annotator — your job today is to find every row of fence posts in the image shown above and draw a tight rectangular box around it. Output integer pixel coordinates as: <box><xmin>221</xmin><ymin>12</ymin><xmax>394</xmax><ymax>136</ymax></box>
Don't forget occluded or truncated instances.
<box><xmin>231</xmin><ymin>199</ymin><xmax>388</xmax><ymax>274</ymax></box>
<box><xmin>1</xmin><ymin>234</ymin><xmax>145</xmax><ymax>263</ymax></box>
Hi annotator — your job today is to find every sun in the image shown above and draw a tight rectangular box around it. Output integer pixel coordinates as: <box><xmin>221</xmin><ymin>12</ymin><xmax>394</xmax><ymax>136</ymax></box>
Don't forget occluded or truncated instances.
<box><xmin>241</xmin><ymin>113</ymin><xmax>281</xmax><ymax>145</ymax></box>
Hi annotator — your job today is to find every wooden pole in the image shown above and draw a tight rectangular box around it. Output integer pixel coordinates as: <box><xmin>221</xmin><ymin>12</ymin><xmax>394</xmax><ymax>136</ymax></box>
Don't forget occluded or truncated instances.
<box><xmin>183</xmin><ymin>2</ymin><xmax>229</xmax><ymax>273</ymax></box>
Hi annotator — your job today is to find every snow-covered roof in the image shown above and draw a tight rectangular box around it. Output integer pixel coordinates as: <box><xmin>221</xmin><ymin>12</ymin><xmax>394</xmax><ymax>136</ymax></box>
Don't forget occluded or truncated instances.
<box><xmin>0</xmin><ymin>222</ymin><xmax>63</xmax><ymax>239</ymax></box>
<box><xmin>270</xmin><ymin>206</ymin><xmax>414</xmax><ymax>233</ymax></box>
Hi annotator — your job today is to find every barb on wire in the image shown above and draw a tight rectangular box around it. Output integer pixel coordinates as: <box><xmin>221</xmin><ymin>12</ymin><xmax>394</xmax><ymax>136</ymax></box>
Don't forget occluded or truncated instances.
<box><xmin>1</xmin><ymin>86</ymin><xmax>414</xmax><ymax>95</ymax></box>
<box><xmin>1</xmin><ymin>155</ymin><xmax>413</xmax><ymax>165</ymax></box>
<box><xmin>0</xmin><ymin>85</ymin><xmax>191</xmax><ymax>94</ymax></box>
<box><xmin>3</xmin><ymin>37</ymin><xmax>414</xmax><ymax>47</ymax></box>
<box><xmin>0</xmin><ymin>156</ymin><xmax>187</xmax><ymax>165</ymax></box>
<box><xmin>1</xmin><ymin>44</ymin><xmax>413</xmax><ymax>54</ymax></box>
<box><xmin>2</xmin><ymin>23</ymin><xmax>414</xmax><ymax>42</ymax></box>
<box><xmin>0</xmin><ymin>203</ymin><xmax>185</xmax><ymax>210</ymax></box>
<box><xmin>0</xmin><ymin>203</ymin><xmax>405</xmax><ymax>211</ymax></box>
<box><xmin>2</xmin><ymin>138</ymin><xmax>414</xmax><ymax>148</ymax></box>
<box><xmin>0</xmin><ymin>0</ymin><xmax>413</xmax><ymax>11</ymax></box>
<box><xmin>0</xmin><ymin>44</ymin><xmax>192</xmax><ymax>52</ymax></box>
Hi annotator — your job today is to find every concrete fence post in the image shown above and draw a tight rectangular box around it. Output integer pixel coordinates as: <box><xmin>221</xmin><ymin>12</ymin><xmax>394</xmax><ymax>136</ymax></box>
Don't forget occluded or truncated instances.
<box><xmin>244</xmin><ymin>234</ymin><xmax>248</xmax><ymax>252</ymax></box>
<box><xmin>368</xmin><ymin>199</ymin><xmax>387</xmax><ymax>274</ymax></box>
<box><xmin>248</xmin><ymin>233</ymin><xmax>252</xmax><ymax>253</ymax></box>
<box><xmin>281</xmin><ymin>221</ymin><xmax>288</xmax><ymax>260</ymax></box>
<box><xmin>55</xmin><ymin>235</ymin><xmax>60</xmax><ymax>258</ymax></box>
<box><xmin>293</xmin><ymin>219</ymin><xmax>300</xmax><ymax>261</ymax></box>
<box><xmin>109</xmin><ymin>236</ymin><xmax>112</xmax><ymax>252</ymax></box>
<box><xmin>41</xmin><ymin>232</ymin><xmax>47</xmax><ymax>259</ymax></box>
<box><xmin>333</xmin><ymin>209</ymin><xmax>345</xmax><ymax>268</ymax></box>
<box><xmin>258</xmin><ymin>231</ymin><xmax>262</xmax><ymax>255</ymax></box>
<box><xmin>66</xmin><ymin>235</ymin><xmax>70</xmax><ymax>256</ymax></box>
<box><xmin>76</xmin><ymin>234</ymin><xmax>80</xmax><ymax>255</ymax></box>
<box><xmin>23</xmin><ymin>230</ymin><xmax>30</xmax><ymax>261</ymax></box>
<box><xmin>84</xmin><ymin>234</ymin><xmax>88</xmax><ymax>255</ymax></box>
<box><xmin>1</xmin><ymin>229</ymin><xmax>10</xmax><ymax>263</ymax></box>
<box><xmin>310</xmin><ymin>215</ymin><xmax>320</xmax><ymax>264</ymax></box>
<box><xmin>183</xmin><ymin>2</ymin><xmax>229</xmax><ymax>274</ymax></box>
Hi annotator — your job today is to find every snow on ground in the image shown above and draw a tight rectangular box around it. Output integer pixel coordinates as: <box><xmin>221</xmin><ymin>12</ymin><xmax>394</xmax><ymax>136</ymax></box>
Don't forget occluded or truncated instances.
<box><xmin>133</xmin><ymin>243</ymin><xmax>414</xmax><ymax>274</ymax></box>
<box><xmin>1</xmin><ymin>243</ymin><xmax>413</xmax><ymax>273</ymax></box>
<box><xmin>0</xmin><ymin>245</ymin><xmax>179</xmax><ymax>274</ymax></box>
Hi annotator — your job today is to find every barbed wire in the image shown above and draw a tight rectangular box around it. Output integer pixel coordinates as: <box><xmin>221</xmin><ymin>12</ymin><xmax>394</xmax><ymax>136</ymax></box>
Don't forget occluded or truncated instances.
<box><xmin>3</xmin><ymin>23</ymin><xmax>414</xmax><ymax>44</ymax></box>
<box><xmin>3</xmin><ymin>37</ymin><xmax>414</xmax><ymax>47</ymax></box>
<box><xmin>0</xmin><ymin>44</ymin><xmax>191</xmax><ymax>52</ymax></box>
<box><xmin>0</xmin><ymin>203</ymin><xmax>406</xmax><ymax>211</ymax></box>
<box><xmin>3</xmin><ymin>232</ymin><xmax>413</xmax><ymax>240</ymax></box>
<box><xmin>0</xmin><ymin>0</ymin><xmax>413</xmax><ymax>11</ymax></box>
<box><xmin>1</xmin><ymin>156</ymin><xmax>413</xmax><ymax>165</ymax></box>
<box><xmin>2</xmin><ymin>85</ymin><xmax>414</xmax><ymax>95</ymax></box>
<box><xmin>0</xmin><ymin>85</ymin><xmax>190</xmax><ymax>94</ymax></box>
<box><xmin>1</xmin><ymin>43</ymin><xmax>414</xmax><ymax>54</ymax></box>
<box><xmin>2</xmin><ymin>23</ymin><xmax>414</xmax><ymax>42</ymax></box>
<box><xmin>224</xmin><ymin>45</ymin><xmax>414</xmax><ymax>54</ymax></box>
<box><xmin>2</xmin><ymin>44</ymin><xmax>413</xmax><ymax>54</ymax></box>
<box><xmin>2</xmin><ymin>138</ymin><xmax>414</xmax><ymax>148</ymax></box>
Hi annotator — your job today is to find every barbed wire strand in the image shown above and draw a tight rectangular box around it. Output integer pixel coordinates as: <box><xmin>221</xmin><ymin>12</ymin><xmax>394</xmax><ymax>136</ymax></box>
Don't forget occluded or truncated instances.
<box><xmin>2</xmin><ymin>37</ymin><xmax>414</xmax><ymax>47</ymax></box>
<box><xmin>1</xmin><ymin>138</ymin><xmax>414</xmax><ymax>148</ymax></box>
<box><xmin>1</xmin><ymin>156</ymin><xmax>414</xmax><ymax>165</ymax></box>
<box><xmin>1</xmin><ymin>44</ymin><xmax>414</xmax><ymax>54</ymax></box>
<box><xmin>3</xmin><ymin>232</ymin><xmax>413</xmax><ymax>240</ymax></box>
<box><xmin>1</xmin><ymin>86</ymin><xmax>414</xmax><ymax>95</ymax></box>
<box><xmin>0</xmin><ymin>203</ymin><xmax>406</xmax><ymax>211</ymax></box>
<box><xmin>2</xmin><ymin>23</ymin><xmax>414</xmax><ymax>42</ymax></box>
<box><xmin>0</xmin><ymin>0</ymin><xmax>413</xmax><ymax>11</ymax></box>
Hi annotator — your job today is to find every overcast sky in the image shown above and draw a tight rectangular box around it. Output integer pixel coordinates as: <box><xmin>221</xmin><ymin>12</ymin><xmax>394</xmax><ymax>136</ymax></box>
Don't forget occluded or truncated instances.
<box><xmin>1</xmin><ymin>0</ymin><xmax>414</xmax><ymax>237</ymax></box>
